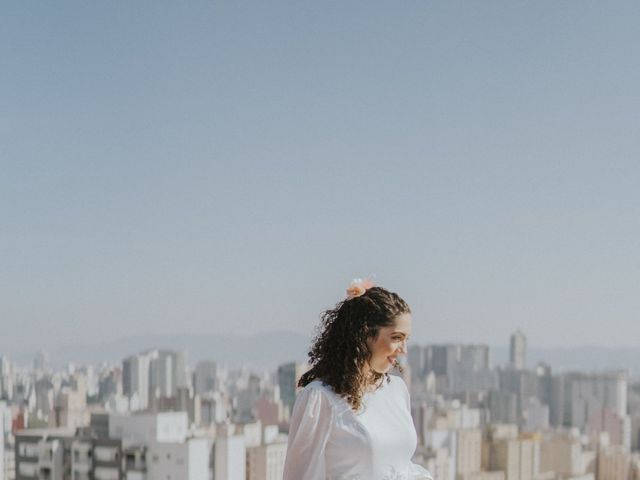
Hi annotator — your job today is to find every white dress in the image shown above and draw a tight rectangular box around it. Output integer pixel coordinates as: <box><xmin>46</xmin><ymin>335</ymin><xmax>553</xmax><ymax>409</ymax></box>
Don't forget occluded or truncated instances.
<box><xmin>283</xmin><ymin>374</ymin><xmax>433</xmax><ymax>480</ymax></box>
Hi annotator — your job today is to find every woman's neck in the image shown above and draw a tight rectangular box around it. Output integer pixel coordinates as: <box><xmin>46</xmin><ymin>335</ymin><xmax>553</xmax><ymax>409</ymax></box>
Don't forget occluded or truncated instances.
<box><xmin>360</xmin><ymin>369</ymin><xmax>385</xmax><ymax>394</ymax></box>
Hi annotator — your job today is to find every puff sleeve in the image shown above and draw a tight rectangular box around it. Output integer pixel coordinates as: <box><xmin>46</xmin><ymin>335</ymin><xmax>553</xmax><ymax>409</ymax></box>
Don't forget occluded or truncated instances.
<box><xmin>283</xmin><ymin>385</ymin><xmax>334</xmax><ymax>480</ymax></box>
<box><xmin>409</xmin><ymin>463</ymin><xmax>434</xmax><ymax>479</ymax></box>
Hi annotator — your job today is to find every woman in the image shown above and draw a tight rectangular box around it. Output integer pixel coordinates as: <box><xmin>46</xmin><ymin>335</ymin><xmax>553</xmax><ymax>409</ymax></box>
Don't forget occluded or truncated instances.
<box><xmin>283</xmin><ymin>279</ymin><xmax>433</xmax><ymax>480</ymax></box>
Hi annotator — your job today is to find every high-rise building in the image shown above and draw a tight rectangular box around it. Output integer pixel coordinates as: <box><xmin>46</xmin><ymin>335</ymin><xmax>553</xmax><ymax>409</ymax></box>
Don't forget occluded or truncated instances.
<box><xmin>146</xmin><ymin>438</ymin><xmax>210</xmax><ymax>480</ymax></box>
<box><xmin>597</xmin><ymin>445</ymin><xmax>631</xmax><ymax>480</ymax></box>
<box><xmin>456</xmin><ymin>429</ymin><xmax>482</xmax><ymax>477</ymax></box>
<box><xmin>459</xmin><ymin>473</ymin><xmax>505</xmax><ymax>480</ymax></box>
<box><xmin>200</xmin><ymin>392</ymin><xmax>230</xmax><ymax>425</ymax></box>
<box><xmin>509</xmin><ymin>331</ymin><xmax>526</xmax><ymax>370</ymax></box>
<box><xmin>539</xmin><ymin>432</ymin><xmax>583</xmax><ymax>477</ymax></box>
<box><xmin>522</xmin><ymin>397</ymin><xmax>549</xmax><ymax>433</ymax></box>
<box><xmin>566</xmin><ymin>371</ymin><xmax>627</xmax><ymax>431</ymax></box>
<box><xmin>423</xmin><ymin>344</ymin><xmax>496</xmax><ymax>395</ymax></box>
<box><xmin>150</xmin><ymin>349</ymin><xmax>188</xmax><ymax>399</ymax></box>
<box><xmin>631</xmin><ymin>413</ymin><xmax>640</xmax><ymax>451</ymax></box>
<box><xmin>71</xmin><ymin>437</ymin><xmax>124</xmax><ymax>480</ymax></box>
<box><xmin>34</xmin><ymin>377</ymin><xmax>54</xmax><ymax>418</ymax></box>
<box><xmin>586</xmin><ymin>407</ymin><xmax>631</xmax><ymax>450</ymax></box>
<box><xmin>498</xmin><ymin>368</ymin><xmax>539</xmax><ymax>426</ymax></box>
<box><xmin>50</xmin><ymin>384</ymin><xmax>87</xmax><ymax>429</ymax></box>
<box><xmin>408</xmin><ymin>345</ymin><xmax>427</xmax><ymax>381</ymax></box>
<box><xmin>98</xmin><ymin>366</ymin><xmax>122</xmax><ymax>403</ymax></box>
<box><xmin>33</xmin><ymin>351</ymin><xmax>49</xmax><ymax>374</ymax></box>
<box><xmin>123</xmin><ymin>349</ymin><xmax>189</xmax><ymax>410</ymax></box>
<box><xmin>15</xmin><ymin>414</ymin><xmax>208</xmax><ymax>480</ymax></box>
<box><xmin>109</xmin><ymin>411</ymin><xmax>189</xmax><ymax>444</ymax></box>
<box><xmin>548</xmin><ymin>374</ymin><xmax>566</xmax><ymax>427</ymax></box>
<box><xmin>214</xmin><ymin>432</ymin><xmax>246</xmax><ymax>480</ymax></box>
<box><xmin>426</xmin><ymin>345</ymin><xmax>459</xmax><ymax>377</ymax></box>
<box><xmin>246</xmin><ymin>441</ymin><xmax>287</xmax><ymax>480</ymax></box>
<box><xmin>451</xmin><ymin>345</ymin><xmax>496</xmax><ymax>394</ymax></box>
<box><xmin>122</xmin><ymin>351</ymin><xmax>155</xmax><ymax>411</ymax></box>
<box><xmin>277</xmin><ymin>362</ymin><xmax>307</xmax><ymax>412</ymax></box>
<box><xmin>0</xmin><ymin>404</ymin><xmax>4</xmax><ymax>480</ymax></box>
<box><xmin>254</xmin><ymin>386</ymin><xmax>288</xmax><ymax>427</ymax></box>
<box><xmin>15</xmin><ymin>429</ymin><xmax>75</xmax><ymax>480</ymax></box>
<box><xmin>194</xmin><ymin>361</ymin><xmax>217</xmax><ymax>395</ymax></box>
<box><xmin>534</xmin><ymin>363</ymin><xmax>553</xmax><ymax>410</ymax></box>
<box><xmin>459</xmin><ymin>345</ymin><xmax>491</xmax><ymax>371</ymax></box>
<box><xmin>0</xmin><ymin>356</ymin><xmax>13</xmax><ymax>401</ymax></box>
<box><xmin>489</xmin><ymin>390</ymin><xmax>518</xmax><ymax>425</ymax></box>
<box><xmin>236</xmin><ymin>374</ymin><xmax>263</xmax><ymax>422</ymax></box>
<box><xmin>491</xmin><ymin>434</ymin><xmax>540</xmax><ymax>480</ymax></box>
<box><xmin>422</xmin><ymin>430</ymin><xmax>456</xmax><ymax>478</ymax></box>
<box><xmin>411</xmin><ymin>401</ymin><xmax>433</xmax><ymax>447</ymax></box>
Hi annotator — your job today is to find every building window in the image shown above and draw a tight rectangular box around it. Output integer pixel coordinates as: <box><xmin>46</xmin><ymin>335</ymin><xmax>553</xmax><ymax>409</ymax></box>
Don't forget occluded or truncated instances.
<box><xmin>18</xmin><ymin>461</ymin><xmax>37</xmax><ymax>476</ymax></box>
<box><xmin>25</xmin><ymin>442</ymin><xmax>39</xmax><ymax>458</ymax></box>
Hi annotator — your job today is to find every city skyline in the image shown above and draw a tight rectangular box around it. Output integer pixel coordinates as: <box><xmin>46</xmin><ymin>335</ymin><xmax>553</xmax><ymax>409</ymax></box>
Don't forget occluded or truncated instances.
<box><xmin>3</xmin><ymin>331</ymin><xmax>640</xmax><ymax>383</ymax></box>
<box><xmin>3</xmin><ymin>1</ymin><xmax>640</xmax><ymax>352</ymax></box>
<box><xmin>1</xmin><ymin>334</ymin><xmax>639</xmax><ymax>480</ymax></box>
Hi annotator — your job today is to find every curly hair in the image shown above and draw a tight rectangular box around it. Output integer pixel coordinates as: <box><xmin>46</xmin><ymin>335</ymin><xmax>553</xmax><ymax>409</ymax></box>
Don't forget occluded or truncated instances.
<box><xmin>298</xmin><ymin>286</ymin><xmax>411</xmax><ymax>411</ymax></box>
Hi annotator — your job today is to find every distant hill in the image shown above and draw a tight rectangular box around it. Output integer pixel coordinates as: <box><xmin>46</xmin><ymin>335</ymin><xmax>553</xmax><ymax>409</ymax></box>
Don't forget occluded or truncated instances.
<box><xmin>7</xmin><ymin>331</ymin><xmax>312</xmax><ymax>370</ymax></box>
<box><xmin>492</xmin><ymin>345</ymin><xmax>640</xmax><ymax>378</ymax></box>
<box><xmin>4</xmin><ymin>334</ymin><xmax>640</xmax><ymax>380</ymax></box>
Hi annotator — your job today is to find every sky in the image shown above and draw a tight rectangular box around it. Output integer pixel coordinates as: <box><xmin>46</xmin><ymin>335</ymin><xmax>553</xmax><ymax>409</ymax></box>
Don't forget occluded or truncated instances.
<box><xmin>2</xmin><ymin>1</ymin><xmax>640</xmax><ymax>353</ymax></box>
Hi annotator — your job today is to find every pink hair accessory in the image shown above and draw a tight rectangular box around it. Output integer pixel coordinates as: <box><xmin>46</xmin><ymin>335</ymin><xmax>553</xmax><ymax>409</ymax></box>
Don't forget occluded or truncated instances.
<box><xmin>346</xmin><ymin>277</ymin><xmax>375</xmax><ymax>299</ymax></box>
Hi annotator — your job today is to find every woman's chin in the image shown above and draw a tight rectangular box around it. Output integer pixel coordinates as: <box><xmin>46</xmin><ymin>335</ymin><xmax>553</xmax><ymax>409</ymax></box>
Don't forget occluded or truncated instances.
<box><xmin>373</xmin><ymin>364</ymin><xmax>391</xmax><ymax>374</ymax></box>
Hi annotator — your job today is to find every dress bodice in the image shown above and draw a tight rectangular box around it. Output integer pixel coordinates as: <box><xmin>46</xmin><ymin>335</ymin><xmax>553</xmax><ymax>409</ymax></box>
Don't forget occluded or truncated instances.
<box><xmin>283</xmin><ymin>375</ymin><xmax>432</xmax><ymax>480</ymax></box>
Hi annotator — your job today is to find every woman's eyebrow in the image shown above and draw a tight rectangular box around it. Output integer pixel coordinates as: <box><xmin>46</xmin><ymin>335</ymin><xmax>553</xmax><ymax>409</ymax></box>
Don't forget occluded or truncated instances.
<box><xmin>392</xmin><ymin>332</ymin><xmax>410</xmax><ymax>337</ymax></box>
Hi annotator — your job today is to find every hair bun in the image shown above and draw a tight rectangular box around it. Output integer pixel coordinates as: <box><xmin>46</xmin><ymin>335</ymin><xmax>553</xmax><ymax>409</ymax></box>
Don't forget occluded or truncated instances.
<box><xmin>346</xmin><ymin>277</ymin><xmax>375</xmax><ymax>299</ymax></box>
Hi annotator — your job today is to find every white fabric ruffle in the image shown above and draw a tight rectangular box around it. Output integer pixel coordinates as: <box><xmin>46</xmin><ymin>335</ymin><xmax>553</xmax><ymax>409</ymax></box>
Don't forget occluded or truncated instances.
<box><xmin>409</xmin><ymin>463</ymin><xmax>433</xmax><ymax>480</ymax></box>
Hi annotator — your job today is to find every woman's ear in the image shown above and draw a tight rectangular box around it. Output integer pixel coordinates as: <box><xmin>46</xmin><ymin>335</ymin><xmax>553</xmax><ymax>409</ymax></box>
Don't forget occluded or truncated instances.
<box><xmin>364</xmin><ymin>330</ymin><xmax>379</xmax><ymax>354</ymax></box>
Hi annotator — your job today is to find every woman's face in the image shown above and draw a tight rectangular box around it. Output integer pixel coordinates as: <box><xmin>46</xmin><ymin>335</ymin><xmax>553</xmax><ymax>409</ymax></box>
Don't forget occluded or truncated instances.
<box><xmin>366</xmin><ymin>312</ymin><xmax>412</xmax><ymax>374</ymax></box>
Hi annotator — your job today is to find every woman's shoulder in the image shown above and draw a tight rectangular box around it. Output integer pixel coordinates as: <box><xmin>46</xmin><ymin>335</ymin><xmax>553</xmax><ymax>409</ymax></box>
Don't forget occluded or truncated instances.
<box><xmin>298</xmin><ymin>379</ymin><xmax>346</xmax><ymax>407</ymax></box>
<box><xmin>387</xmin><ymin>373</ymin><xmax>408</xmax><ymax>388</ymax></box>
<box><xmin>383</xmin><ymin>374</ymin><xmax>412</xmax><ymax>409</ymax></box>
<box><xmin>301</xmin><ymin>378</ymin><xmax>337</xmax><ymax>398</ymax></box>
<box><xmin>385</xmin><ymin>374</ymin><xmax>410</xmax><ymax>397</ymax></box>
<box><xmin>292</xmin><ymin>379</ymin><xmax>340</xmax><ymax>416</ymax></box>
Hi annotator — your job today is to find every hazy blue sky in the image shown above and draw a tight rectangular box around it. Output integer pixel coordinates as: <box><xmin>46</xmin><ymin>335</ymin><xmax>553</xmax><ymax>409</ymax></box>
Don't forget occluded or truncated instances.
<box><xmin>2</xmin><ymin>1</ymin><xmax>640</xmax><ymax>353</ymax></box>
